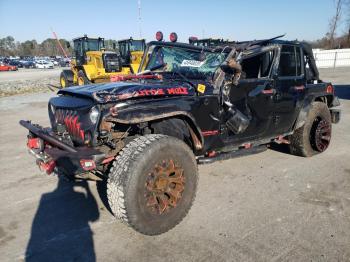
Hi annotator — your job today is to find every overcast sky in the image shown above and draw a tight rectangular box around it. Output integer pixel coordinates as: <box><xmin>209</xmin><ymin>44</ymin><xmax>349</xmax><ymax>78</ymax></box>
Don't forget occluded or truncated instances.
<box><xmin>0</xmin><ymin>0</ymin><xmax>348</xmax><ymax>43</ymax></box>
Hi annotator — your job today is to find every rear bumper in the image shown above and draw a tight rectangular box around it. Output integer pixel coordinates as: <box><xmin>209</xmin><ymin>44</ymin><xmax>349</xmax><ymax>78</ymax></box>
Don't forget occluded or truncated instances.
<box><xmin>19</xmin><ymin>120</ymin><xmax>107</xmax><ymax>176</ymax></box>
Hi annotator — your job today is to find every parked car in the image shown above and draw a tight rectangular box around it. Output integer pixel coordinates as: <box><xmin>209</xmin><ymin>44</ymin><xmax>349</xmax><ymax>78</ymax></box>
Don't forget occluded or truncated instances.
<box><xmin>22</xmin><ymin>60</ymin><xmax>36</xmax><ymax>68</ymax></box>
<box><xmin>50</xmin><ymin>59</ymin><xmax>59</xmax><ymax>66</ymax></box>
<box><xmin>0</xmin><ymin>62</ymin><xmax>18</xmax><ymax>71</ymax></box>
<box><xmin>8</xmin><ymin>60</ymin><xmax>23</xmax><ymax>68</ymax></box>
<box><xmin>35</xmin><ymin>60</ymin><xmax>54</xmax><ymax>69</ymax></box>
<box><xmin>59</xmin><ymin>58</ymin><xmax>71</xmax><ymax>67</ymax></box>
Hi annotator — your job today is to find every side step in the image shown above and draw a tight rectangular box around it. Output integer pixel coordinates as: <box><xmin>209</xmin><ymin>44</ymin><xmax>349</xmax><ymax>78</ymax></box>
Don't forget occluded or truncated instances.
<box><xmin>197</xmin><ymin>145</ymin><xmax>267</xmax><ymax>165</ymax></box>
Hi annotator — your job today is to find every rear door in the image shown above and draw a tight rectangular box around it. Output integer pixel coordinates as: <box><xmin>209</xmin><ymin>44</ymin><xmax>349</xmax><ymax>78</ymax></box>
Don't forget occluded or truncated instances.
<box><xmin>269</xmin><ymin>45</ymin><xmax>306</xmax><ymax>135</ymax></box>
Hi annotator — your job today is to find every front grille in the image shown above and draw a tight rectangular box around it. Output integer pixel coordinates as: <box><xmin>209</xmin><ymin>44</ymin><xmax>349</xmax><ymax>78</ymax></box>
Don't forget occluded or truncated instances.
<box><xmin>55</xmin><ymin>109</ymin><xmax>85</xmax><ymax>142</ymax></box>
<box><xmin>103</xmin><ymin>53</ymin><xmax>121</xmax><ymax>73</ymax></box>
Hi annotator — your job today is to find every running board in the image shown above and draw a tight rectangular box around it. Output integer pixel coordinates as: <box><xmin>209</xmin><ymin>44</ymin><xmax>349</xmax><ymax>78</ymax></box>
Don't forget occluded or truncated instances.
<box><xmin>197</xmin><ymin>145</ymin><xmax>267</xmax><ymax>165</ymax></box>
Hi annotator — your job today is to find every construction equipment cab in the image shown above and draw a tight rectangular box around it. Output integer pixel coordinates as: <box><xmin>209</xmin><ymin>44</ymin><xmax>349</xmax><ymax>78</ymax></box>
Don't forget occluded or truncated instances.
<box><xmin>118</xmin><ymin>38</ymin><xmax>146</xmax><ymax>73</ymax></box>
<box><xmin>59</xmin><ymin>35</ymin><xmax>131</xmax><ymax>88</ymax></box>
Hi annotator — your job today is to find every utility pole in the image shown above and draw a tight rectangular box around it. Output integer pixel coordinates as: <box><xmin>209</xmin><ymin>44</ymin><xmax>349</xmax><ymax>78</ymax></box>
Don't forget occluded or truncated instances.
<box><xmin>138</xmin><ymin>0</ymin><xmax>142</xmax><ymax>38</ymax></box>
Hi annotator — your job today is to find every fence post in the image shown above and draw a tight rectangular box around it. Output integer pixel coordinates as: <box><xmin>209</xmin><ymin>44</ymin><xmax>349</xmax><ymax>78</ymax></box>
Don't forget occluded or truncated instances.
<box><xmin>333</xmin><ymin>51</ymin><xmax>337</xmax><ymax>68</ymax></box>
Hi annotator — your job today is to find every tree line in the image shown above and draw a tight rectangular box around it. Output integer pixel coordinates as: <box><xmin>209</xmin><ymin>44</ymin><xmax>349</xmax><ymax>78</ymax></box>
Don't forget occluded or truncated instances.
<box><xmin>0</xmin><ymin>37</ymin><xmax>118</xmax><ymax>57</ymax></box>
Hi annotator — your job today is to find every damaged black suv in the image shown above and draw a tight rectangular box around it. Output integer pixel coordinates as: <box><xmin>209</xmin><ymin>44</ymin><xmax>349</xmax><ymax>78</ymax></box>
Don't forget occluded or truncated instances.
<box><xmin>20</xmin><ymin>35</ymin><xmax>341</xmax><ymax>235</ymax></box>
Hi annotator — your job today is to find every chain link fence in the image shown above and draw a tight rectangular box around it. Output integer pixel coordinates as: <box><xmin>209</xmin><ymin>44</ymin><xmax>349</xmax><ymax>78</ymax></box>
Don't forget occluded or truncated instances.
<box><xmin>313</xmin><ymin>48</ymin><xmax>350</xmax><ymax>68</ymax></box>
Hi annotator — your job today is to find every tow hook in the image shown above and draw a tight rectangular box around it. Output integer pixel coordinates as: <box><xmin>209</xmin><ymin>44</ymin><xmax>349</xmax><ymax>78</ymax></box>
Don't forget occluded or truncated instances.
<box><xmin>37</xmin><ymin>160</ymin><xmax>56</xmax><ymax>175</ymax></box>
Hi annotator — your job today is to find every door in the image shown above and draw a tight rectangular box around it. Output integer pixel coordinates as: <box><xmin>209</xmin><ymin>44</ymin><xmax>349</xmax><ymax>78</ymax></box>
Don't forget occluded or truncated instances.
<box><xmin>225</xmin><ymin>47</ymin><xmax>278</xmax><ymax>142</ymax></box>
<box><xmin>270</xmin><ymin>45</ymin><xmax>306</xmax><ymax>135</ymax></box>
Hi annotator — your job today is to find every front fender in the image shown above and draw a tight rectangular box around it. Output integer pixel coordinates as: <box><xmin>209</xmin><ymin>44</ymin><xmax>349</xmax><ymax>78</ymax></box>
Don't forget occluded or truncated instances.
<box><xmin>106</xmin><ymin>100</ymin><xmax>204</xmax><ymax>145</ymax></box>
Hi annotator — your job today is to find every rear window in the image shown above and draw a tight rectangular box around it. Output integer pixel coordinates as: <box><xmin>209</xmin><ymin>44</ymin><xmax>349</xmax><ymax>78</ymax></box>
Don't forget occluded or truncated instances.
<box><xmin>279</xmin><ymin>45</ymin><xmax>303</xmax><ymax>77</ymax></box>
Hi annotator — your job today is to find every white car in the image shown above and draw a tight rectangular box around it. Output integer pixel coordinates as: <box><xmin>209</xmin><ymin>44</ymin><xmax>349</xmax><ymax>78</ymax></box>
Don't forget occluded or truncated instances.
<box><xmin>50</xmin><ymin>60</ymin><xmax>59</xmax><ymax>66</ymax></box>
<box><xmin>35</xmin><ymin>60</ymin><xmax>54</xmax><ymax>69</ymax></box>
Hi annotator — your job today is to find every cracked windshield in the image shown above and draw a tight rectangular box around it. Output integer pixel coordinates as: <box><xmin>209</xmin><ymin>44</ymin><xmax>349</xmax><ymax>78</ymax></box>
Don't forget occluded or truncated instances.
<box><xmin>144</xmin><ymin>45</ymin><xmax>226</xmax><ymax>79</ymax></box>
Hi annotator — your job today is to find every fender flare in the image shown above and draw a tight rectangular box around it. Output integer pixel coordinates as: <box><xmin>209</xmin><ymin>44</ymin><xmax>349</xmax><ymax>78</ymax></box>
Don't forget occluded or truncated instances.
<box><xmin>293</xmin><ymin>94</ymin><xmax>331</xmax><ymax>130</ymax></box>
<box><xmin>106</xmin><ymin>108</ymin><xmax>204</xmax><ymax>149</ymax></box>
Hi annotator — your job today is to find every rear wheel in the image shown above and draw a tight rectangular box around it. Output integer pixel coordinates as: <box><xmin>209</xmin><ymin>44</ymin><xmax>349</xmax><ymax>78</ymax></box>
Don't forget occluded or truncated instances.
<box><xmin>289</xmin><ymin>102</ymin><xmax>332</xmax><ymax>157</ymax></box>
<box><xmin>107</xmin><ymin>134</ymin><xmax>198</xmax><ymax>235</ymax></box>
<box><xmin>77</xmin><ymin>70</ymin><xmax>90</xmax><ymax>86</ymax></box>
<box><xmin>59</xmin><ymin>72</ymin><xmax>72</xmax><ymax>89</ymax></box>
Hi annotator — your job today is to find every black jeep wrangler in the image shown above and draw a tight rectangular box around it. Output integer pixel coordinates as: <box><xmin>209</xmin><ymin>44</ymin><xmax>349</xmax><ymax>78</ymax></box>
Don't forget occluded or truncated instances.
<box><xmin>20</xmin><ymin>35</ymin><xmax>341</xmax><ymax>235</ymax></box>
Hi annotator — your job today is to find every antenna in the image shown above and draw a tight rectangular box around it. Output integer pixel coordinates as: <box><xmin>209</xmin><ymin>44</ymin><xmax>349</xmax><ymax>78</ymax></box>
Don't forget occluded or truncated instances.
<box><xmin>138</xmin><ymin>0</ymin><xmax>142</xmax><ymax>38</ymax></box>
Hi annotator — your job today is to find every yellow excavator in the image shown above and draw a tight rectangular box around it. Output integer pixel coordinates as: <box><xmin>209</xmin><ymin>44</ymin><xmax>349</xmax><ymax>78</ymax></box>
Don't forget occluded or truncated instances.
<box><xmin>59</xmin><ymin>35</ymin><xmax>145</xmax><ymax>88</ymax></box>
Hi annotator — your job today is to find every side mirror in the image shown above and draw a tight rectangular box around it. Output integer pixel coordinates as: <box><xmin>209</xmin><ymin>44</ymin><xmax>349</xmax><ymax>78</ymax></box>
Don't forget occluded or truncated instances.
<box><xmin>113</xmin><ymin>43</ymin><xmax>117</xmax><ymax>50</ymax></box>
<box><xmin>66</xmin><ymin>42</ymin><xmax>71</xmax><ymax>49</ymax></box>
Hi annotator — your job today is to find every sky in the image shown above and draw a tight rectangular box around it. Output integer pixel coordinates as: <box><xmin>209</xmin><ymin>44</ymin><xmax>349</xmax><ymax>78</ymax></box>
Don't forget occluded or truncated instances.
<box><xmin>0</xmin><ymin>0</ymin><xmax>348</xmax><ymax>43</ymax></box>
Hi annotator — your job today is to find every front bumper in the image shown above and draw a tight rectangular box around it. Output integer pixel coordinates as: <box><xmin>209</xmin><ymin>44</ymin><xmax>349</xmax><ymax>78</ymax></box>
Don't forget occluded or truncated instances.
<box><xmin>20</xmin><ymin>120</ymin><xmax>107</xmax><ymax>176</ymax></box>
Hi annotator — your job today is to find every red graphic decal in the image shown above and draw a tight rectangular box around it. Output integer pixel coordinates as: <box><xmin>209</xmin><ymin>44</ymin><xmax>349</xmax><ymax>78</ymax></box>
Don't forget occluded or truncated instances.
<box><xmin>116</xmin><ymin>87</ymin><xmax>188</xmax><ymax>100</ymax></box>
<box><xmin>167</xmin><ymin>87</ymin><xmax>188</xmax><ymax>95</ymax></box>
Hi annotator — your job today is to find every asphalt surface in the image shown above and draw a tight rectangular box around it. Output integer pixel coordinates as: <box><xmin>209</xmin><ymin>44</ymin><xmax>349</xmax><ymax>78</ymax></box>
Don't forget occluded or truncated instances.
<box><xmin>0</xmin><ymin>68</ymin><xmax>349</xmax><ymax>262</ymax></box>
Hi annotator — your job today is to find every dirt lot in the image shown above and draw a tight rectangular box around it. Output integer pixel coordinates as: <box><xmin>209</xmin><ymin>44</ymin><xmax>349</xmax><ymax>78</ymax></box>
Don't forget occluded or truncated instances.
<box><xmin>0</xmin><ymin>68</ymin><xmax>61</xmax><ymax>97</ymax></box>
<box><xmin>0</xmin><ymin>68</ymin><xmax>349</xmax><ymax>262</ymax></box>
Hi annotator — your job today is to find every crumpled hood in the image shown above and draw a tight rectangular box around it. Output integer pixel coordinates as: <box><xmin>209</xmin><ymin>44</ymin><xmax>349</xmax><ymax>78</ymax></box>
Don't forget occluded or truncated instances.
<box><xmin>58</xmin><ymin>81</ymin><xmax>195</xmax><ymax>103</ymax></box>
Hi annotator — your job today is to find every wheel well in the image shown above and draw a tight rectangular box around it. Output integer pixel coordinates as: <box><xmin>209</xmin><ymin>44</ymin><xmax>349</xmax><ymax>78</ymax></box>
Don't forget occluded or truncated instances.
<box><xmin>314</xmin><ymin>95</ymin><xmax>333</xmax><ymax>107</ymax></box>
<box><xmin>148</xmin><ymin>116</ymin><xmax>202</xmax><ymax>152</ymax></box>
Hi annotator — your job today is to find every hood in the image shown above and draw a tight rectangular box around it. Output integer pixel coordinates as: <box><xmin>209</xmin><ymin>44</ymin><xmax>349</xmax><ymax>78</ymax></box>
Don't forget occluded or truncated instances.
<box><xmin>58</xmin><ymin>81</ymin><xmax>195</xmax><ymax>103</ymax></box>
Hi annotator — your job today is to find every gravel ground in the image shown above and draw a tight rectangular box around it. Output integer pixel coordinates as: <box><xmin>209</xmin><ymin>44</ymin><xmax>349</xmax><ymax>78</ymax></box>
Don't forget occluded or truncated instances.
<box><xmin>0</xmin><ymin>68</ymin><xmax>61</xmax><ymax>97</ymax></box>
<box><xmin>0</xmin><ymin>68</ymin><xmax>349</xmax><ymax>262</ymax></box>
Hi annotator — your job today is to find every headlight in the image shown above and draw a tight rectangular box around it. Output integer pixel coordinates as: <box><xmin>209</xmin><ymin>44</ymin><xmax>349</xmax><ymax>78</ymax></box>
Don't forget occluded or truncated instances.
<box><xmin>89</xmin><ymin>106</ymin><xmax>99</xmax><ymax>124</ymax></box>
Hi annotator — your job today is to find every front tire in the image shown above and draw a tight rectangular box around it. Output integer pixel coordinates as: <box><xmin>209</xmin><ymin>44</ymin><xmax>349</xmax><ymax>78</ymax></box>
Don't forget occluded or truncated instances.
<box><xmin>59</xmin><ymin>72</ymin><xmax>72</xmax><ymax>89</ymax></box>
<box><xmin>107</xmin><ymin>134</ymin><xmax>198</xmax><ymax>235</ymax></box>
<box><xmin>77</xmin><ymin>70</ymin><xmax>90</xmax><ymax>86</ymax></box>
<box><xmin>289</xmin><ymin>102</ymin><xmax>332</xmax><ymax>157</ymax></box>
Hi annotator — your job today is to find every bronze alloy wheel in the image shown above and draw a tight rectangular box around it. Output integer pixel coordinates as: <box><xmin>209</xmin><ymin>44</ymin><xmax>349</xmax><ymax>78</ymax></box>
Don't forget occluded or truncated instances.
<box><xmin>145</xmin><ymin>159</ymin><xmax>185</xmax><ymax>215</ymax></box>
<box><xmin>310</xmin><ymin>117</ymin><xmax>331</xmax><ymax>152</ymax></box>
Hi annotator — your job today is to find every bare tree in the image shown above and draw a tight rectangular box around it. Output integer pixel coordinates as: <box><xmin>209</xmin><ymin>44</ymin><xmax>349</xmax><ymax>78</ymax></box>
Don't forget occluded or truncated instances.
<box><xmin>328</xmin><ymin>0</ymin><xmax>343</xmax><ymax>48</ymax></box>
<box><xmin>345</xmin><ymin>0</ymin><xmax>350</xmax><ymax>44</ymax></box>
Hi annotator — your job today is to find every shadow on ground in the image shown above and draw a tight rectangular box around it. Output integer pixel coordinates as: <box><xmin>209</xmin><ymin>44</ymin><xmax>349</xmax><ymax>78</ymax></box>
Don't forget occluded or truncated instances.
<box><xmin>25</xmin><ymin>178</ymin><xmax>99</xmax><ymax>262</ymax></box>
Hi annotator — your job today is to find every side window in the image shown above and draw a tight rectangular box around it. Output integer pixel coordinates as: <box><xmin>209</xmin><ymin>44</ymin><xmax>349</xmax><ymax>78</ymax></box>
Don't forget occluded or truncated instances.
<box><xmin>295</xmin><ymin>47</ymin><xmax>302</xmax><ymax>75</ymax></box>
<box><xmin>241</xmin><ymin>50</ymin><xmax>276</xmax><ymax>79</ymax></box>
<box><xmin>279</xmin><ymin>45</ymin><xmax>303</xmax><ymax>77</ymax></box>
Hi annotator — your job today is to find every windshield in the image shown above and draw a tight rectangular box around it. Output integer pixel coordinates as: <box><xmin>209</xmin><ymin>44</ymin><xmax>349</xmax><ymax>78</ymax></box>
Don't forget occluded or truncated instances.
<box><xmin>142</xmin><ymin>45</ymin><xmax>226</xmax><ymax>79</ymax></box>
<box><xmin>84</xmin><ymin>39</ymin><xmax>103</xmax><ymax>51</ymax></box>
<box><xmin>130</xmin><ymin>40</ymin><xmax>145</xmax><ymax>51</ymax></box>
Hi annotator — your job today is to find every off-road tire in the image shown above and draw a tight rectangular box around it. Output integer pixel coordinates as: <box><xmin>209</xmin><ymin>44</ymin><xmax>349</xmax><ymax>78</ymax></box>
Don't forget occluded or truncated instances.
<box><xmin>107</xmin><ymin>134</ymin><xmax>198</xmax><ymax>235</ymax></box>
<box><xmin>289</xmin><ymin>102</ymin><xmax>332</xmax><ymax>157</ymax></box>
<box><xmin>77</xmin><ymin>70</ymin><xmax>91</xmax><ymax>86</ymax></box>
<box><xmin>59</xmin><ymin>72</ymin><xmax>72</xmax><ymax>89</ymax></box>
